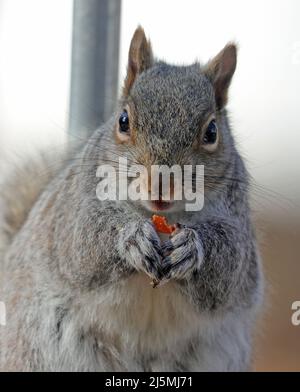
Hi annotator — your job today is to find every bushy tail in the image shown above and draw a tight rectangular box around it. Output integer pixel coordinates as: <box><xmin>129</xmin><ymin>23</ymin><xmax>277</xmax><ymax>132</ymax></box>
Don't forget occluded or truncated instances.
<box><xmin>0</xmin><ymin>149</ymin><xmax>69</xmax><ymax>258</ymax></box>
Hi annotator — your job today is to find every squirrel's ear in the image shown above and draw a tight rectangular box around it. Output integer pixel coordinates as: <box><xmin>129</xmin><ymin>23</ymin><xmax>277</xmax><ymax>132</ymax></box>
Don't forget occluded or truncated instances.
<box><xmin>204</xmin><ymin>43</ymin><xmax>237</xmax><ymax>110</ymax></box>
<box><xmin>123</xmin><ymin>26</ymin><xmax>153</xmax><ymax>97</ymax></box>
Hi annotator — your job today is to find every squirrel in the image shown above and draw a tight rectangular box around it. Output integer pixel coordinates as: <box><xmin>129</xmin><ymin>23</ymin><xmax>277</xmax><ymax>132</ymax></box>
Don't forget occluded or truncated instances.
<box><xmin>0</xmin><ymin>27</ymin><xmax>263</xmax><ymax>372</ymax></box>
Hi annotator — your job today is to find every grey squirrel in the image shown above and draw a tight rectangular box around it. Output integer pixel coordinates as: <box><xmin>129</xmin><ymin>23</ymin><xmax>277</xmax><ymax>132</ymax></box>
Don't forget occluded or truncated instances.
<box><xmin>0</xmin><ymin>27</ymin><xmax>263</xmax><ymax>371</ymax></box>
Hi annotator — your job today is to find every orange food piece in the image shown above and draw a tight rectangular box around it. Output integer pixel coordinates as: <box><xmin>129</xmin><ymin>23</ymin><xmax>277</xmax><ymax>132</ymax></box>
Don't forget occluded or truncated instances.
<box><xmin>152</xmin><ymin>215</ymin><xmax>176</xmax><ymax>235</ymax></box>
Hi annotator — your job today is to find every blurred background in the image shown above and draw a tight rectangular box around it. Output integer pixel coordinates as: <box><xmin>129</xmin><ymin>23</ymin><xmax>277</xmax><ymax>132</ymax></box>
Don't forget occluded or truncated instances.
<box><xmin>0</xmin><ymin>0</ymin><xmax>299</xmax><ymax>371</ymax></box>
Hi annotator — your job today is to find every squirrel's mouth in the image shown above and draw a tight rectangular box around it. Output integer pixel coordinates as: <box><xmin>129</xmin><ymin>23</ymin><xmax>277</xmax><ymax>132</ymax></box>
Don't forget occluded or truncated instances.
<box><xmin>149</xmin><ymin>200</ymin><xmax>174</xmax><ymax>212</ymax></box>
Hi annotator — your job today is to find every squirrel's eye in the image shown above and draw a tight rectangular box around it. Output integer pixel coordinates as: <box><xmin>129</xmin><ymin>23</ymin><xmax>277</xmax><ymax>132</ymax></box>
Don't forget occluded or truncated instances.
<box><xmin>203</xmin><ymin>120</ymin><xmax>218</xmax><ymax>145</ymax></box>
<box><xmin>119</xmin><ymin>110</ymin><xmax>130</xmax><ymax>133</ymax></box>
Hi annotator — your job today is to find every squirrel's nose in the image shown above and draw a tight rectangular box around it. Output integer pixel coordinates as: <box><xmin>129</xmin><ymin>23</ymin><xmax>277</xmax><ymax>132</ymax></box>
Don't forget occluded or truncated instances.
<box><xmin>148</xmin><ymin>174</ymin><xmax>175</xmax><ymax>200</ymax></box>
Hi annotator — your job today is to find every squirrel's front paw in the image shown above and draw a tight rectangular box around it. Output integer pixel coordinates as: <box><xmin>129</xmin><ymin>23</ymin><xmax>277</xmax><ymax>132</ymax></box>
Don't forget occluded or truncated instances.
<box><xmin>118</xmin><ymin>220</ymin><xmax>162</xmax><ymax>280</ymax></box>
<box><xmin>161</xmin><ymin>226</ymin><xmax>203</xmax><ymax>281</ymax></box>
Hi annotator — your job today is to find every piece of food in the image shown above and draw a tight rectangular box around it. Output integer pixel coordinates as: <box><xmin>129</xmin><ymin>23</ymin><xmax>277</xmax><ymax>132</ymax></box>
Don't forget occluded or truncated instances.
<box><xmin>150</xmin><ymin>215</ymin><xmax>176</xmax><ymax>288</ymax></box>
<box><xmin>152</xmin><ymin>215</ymin><xmax>176</xmax><ymax>235</ymax></box>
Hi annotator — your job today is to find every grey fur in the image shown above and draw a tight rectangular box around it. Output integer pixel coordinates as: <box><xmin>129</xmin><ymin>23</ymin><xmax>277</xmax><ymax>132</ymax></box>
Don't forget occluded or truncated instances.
<box><xmin>0</xmin><ymin>28</ymin><xmax>263</xmax><ymax>371</ymax></box>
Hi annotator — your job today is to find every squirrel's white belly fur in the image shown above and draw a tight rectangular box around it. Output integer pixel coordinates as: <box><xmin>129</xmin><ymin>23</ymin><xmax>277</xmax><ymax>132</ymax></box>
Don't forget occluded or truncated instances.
<box><xmin>42</xmin><ymin>273</ymin><xmax>253</xmax><ymax>372</ymax></box>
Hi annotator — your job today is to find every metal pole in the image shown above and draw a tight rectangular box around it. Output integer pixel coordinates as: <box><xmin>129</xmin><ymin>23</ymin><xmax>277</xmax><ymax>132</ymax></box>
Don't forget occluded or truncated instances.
<box><xmin>69</xmin><ymin>0</ymin><xmax>121</xmax><ymax>138</ymax></box>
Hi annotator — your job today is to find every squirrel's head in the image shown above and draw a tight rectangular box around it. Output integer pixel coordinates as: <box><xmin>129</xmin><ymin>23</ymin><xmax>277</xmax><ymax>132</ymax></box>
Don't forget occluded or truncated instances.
<box><xmin>112</xmin><ymin>27</ymin><xmax>238</xmax><ymax>213</ymax></box>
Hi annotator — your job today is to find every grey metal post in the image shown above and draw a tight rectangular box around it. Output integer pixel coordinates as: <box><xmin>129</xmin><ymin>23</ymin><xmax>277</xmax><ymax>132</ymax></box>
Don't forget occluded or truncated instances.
<box><xmin>69</xmin><ymin>0</ymin><xmax>121</xmax><ymax>138</ymax></box>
